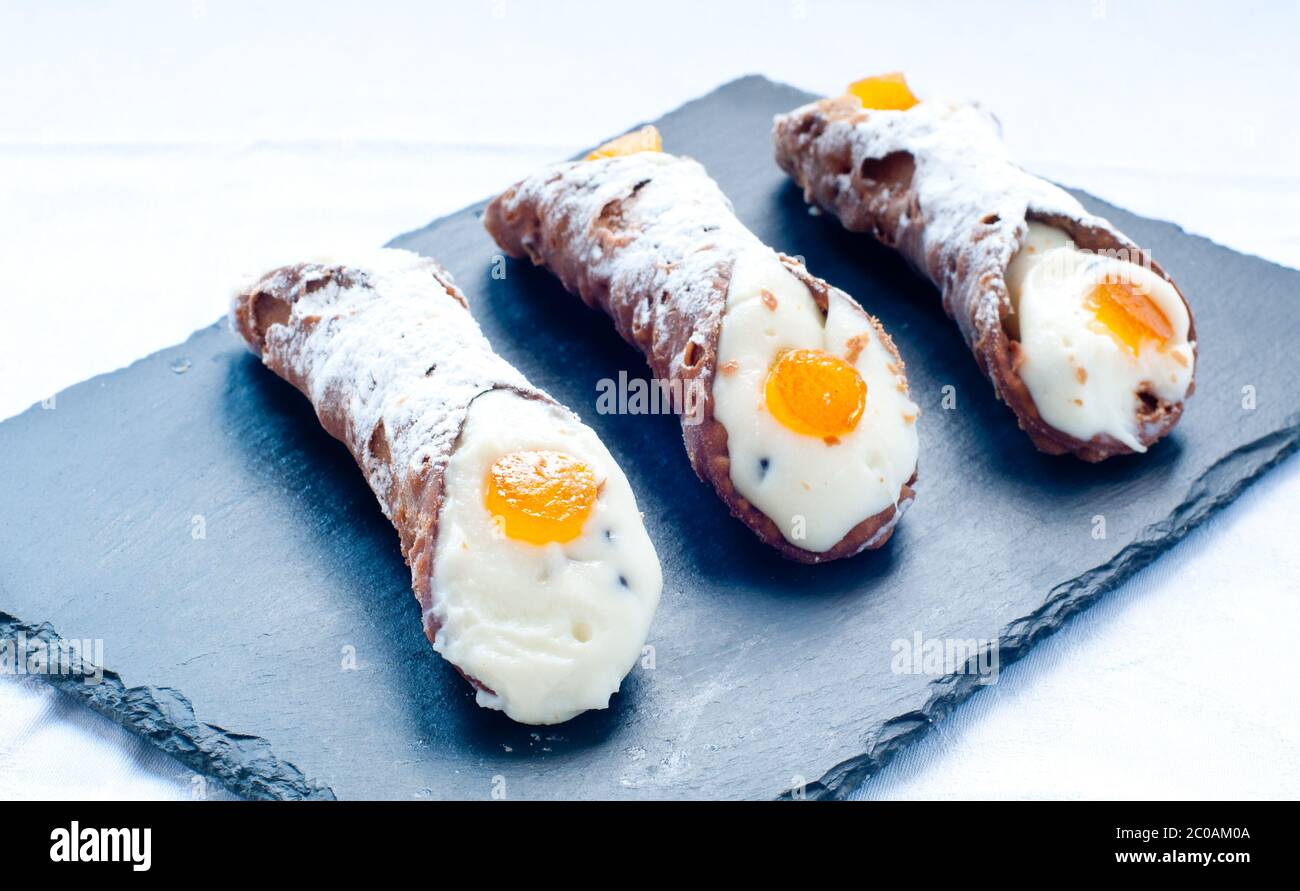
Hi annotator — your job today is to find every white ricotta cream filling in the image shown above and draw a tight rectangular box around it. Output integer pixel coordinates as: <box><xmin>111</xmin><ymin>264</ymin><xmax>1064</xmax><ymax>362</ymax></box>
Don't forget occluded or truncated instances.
<box><xmin>431</xmin><ymin>388</ymin><xmax>661</xmax><ymax>725</ymax></box>
<box><xmin>1006</xmin><ymin>222</ymin><xmax>1194</xmax><ymax>451</ymax></box>
<box><xmin>711</xmin><ymin>251</ymin><xmax>919</xmax><ymax>553</ymax></box>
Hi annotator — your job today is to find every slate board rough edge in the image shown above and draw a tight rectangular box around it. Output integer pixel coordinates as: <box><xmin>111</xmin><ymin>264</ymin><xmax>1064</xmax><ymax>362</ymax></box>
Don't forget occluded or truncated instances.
<box><xmin>792</xmin><ymin>420</ymin><xmax>1300</xmax><ymax>799</ymax></box>
<box><xmin>4</xmin><ymin>75</ymin><xmax>1298</xmax><ymax>800</ymax></box>
<box><xmin>5</xmin><ymin>409</ymin><xmax>1295</xmax><ymax>801</ymax></box>
<box><xmin>0</xmin><ymin>606</ymin><xmax>334</xmax><ymax>801</ymax></box>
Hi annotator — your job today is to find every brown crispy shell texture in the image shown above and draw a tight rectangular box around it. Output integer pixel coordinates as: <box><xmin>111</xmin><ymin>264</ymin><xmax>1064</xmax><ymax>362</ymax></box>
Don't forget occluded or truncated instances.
<box><xmin>231</xmin><ymin>258</ymin><xmax>545</xmax><ymax>687</ymax></box>
<box><xmin>232</xmin><ymin>262</ymin><xmax>450</xmax><ymax>631</ymax></box>
<box><xmin>485</xmin><ymin>155</ymin><xmax>915</xmax><ymax>562</ymax></box>
<box><xmin>774</xmin><ymin>96</ymin><xmax>1196</xmax><ymax>462</ymax></box>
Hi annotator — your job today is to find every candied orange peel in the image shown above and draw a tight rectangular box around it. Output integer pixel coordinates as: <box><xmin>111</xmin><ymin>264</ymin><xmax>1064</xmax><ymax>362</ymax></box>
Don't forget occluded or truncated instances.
<box><xmin>846</xmin><ymin>72</ymin><xmax>919</xmax><ymax>111</ymax></box>
<box><xmin>1087</xmin><ymin>280</ymin><xmax>1173</xmax><ymax>356</ymax></box>
<box><xmin>485</xmin><ymin>449</ymin><xmax>598</xmax><ymax>545</ymax></box>
<box><xmin>764</xmin><ymin>348</ymin><xmax>867</xmax><ymax>439</ymax></box>
<box><xmin>586</xmin><ymin>125</ymin><xmax>663</xmax><ymax>161</ymax></box>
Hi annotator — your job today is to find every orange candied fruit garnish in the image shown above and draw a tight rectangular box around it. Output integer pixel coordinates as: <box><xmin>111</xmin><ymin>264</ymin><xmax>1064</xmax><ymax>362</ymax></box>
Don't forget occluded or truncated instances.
<box><xmin>847</xmin><ymin>72</ymin><xmax>919</xmax><ymax>111</ymax></box>
<box><xmin>1087</xmin><ymin>280</ymin><xmax>1173</xmax><ymax>355</ymax></box>
<box><xmin>585</xmin><ymin>125</ymin><xmax>663</xmax><ymax>161</ymax></box>
<box><xmin>484</xmin><ymin>449</ymin><xmax>598</xmax><ymax>545</ymax></box>
<box><xmin>764</xmin><ymin>348</ymin><xmax>867</xmax><ymax>439</ymax></box>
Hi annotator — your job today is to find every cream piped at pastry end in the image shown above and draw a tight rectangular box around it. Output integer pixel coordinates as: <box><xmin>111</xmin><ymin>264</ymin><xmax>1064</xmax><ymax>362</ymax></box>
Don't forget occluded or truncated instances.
<box><xmin>772</xmin><ymin>72</ymin><xmax>1198</xmax><ymax>460</ymax></box>
<box><xmin>433</xmin><ymin>390</ymin><xmax>661</xmax><ymax>726</ymax></box>
<box><xmin>1006</xmin><ymin>223</ymin><xmax>1195</xmax><ymax>452</ymax></box>
<box><xmin>713</xmin><ymin>251</ymin><xmax>919</xmax><ymax>553</ymax></box>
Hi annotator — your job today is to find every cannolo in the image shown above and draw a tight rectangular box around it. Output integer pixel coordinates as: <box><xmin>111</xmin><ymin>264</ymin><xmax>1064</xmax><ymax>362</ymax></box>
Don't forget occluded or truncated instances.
<box><xmin>774</xmin><ymin>74</ymin><xmax>1196</xmax><ymax>461</ymax></box>
<box><xmin>231</xmin><ymin>249</ymin><xmax>661</xmax><ymax>725</ymax></box>
<box><xmin>484</xmin><ymin>127</ymin><xmax>919</xmax><ymax>563</ymax></box>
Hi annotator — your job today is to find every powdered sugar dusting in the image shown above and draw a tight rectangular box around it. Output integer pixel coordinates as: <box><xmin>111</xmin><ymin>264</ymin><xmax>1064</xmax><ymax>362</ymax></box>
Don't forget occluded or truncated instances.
<box><xmin>231</xmin><ymin>248</ymin><xmax>541</xmax><ymax>522</ymax></box>
<box><xmin>778</xmin><ymin>98</ymin><xmax>1128</xmax><ymax>343</ymax></box>
<box><xmin>499</xmin><ymin>152</ymin><xmax>781</xmax><ymax>380</ymax></box>
<box><xmin>489</xmin><ymin>150</ymin><xmax>918</xmax><ymax>558</ymax></box>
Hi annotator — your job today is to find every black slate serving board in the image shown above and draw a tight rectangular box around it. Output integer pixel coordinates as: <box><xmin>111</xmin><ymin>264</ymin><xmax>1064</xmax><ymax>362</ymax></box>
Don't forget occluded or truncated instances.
<box><xmin>2</xmin><ymin>76</ymin><xmax>1298</xmax><ymax>800</ymax></box>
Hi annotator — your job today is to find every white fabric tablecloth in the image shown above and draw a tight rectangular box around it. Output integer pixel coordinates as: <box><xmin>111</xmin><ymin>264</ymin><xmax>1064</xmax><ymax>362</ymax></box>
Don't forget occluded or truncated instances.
<box><xmin>1</xmin><ymin>0</ymin><xmax>1297</xmax><ymax>799</ymax></box>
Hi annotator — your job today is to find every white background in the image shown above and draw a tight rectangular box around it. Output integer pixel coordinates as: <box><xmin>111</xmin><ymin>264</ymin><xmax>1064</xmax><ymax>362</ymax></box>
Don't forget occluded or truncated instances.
<box><xmin>1</xmin><ymin>0</ymin><xmax>1297</xmax><ymax>799</ymax></box>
